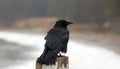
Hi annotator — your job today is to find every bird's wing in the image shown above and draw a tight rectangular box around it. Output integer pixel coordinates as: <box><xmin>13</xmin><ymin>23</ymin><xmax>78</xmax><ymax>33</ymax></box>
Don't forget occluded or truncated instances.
<box><xmin>55</xmin><ymin>33</ymin><xmax>69</xmax><ymax>51</ymax></box>
<box><xmin>43</xmin><ymin>34</ymin><xmax>69</xmax><ymax>64</ymax></box>
<box><xmin>44</xmin><ymin>28</ymin><xmax>69</xmax><ymax>50</ymax></box>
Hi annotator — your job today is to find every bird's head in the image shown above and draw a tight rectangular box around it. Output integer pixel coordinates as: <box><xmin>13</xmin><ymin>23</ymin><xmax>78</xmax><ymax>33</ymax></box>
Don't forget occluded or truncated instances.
<box><xmin>54</xmin><ymin>19</ymin><xmax>73</xmax><ymax>28</ymax></box>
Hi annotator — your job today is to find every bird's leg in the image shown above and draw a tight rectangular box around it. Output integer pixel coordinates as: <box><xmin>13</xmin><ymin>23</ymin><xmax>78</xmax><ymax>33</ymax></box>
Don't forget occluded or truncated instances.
<box><xmin>59</xmin><ymin>52</ymin><xmax>62</xmax><ymax>57</ymax></box>
<box><xmin>58</xmin><ymin>52</ymin><xmax>62</xmax><ymax>57</ymax></box>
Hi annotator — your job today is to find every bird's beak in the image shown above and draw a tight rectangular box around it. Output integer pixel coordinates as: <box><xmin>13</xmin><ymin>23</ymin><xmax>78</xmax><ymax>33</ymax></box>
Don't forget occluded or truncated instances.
<box><xmin>67</xmin><ymin>22</ymin><xmax>73</xmax><ymax>24</ymax></box>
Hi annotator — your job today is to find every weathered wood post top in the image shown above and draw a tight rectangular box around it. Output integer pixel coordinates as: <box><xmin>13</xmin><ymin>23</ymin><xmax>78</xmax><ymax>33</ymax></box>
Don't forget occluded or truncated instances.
<box><xmin>36</xmin><ymin>56</ymin><xmax>69</xmax><ymax>69</ymax></box>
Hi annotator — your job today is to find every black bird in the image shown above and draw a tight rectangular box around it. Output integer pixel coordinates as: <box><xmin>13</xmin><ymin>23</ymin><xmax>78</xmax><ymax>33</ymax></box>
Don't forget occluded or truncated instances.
<box><xmin>36</xmin><ymin>19</ymin><xmax>73</xmax><ymax>65</ymax></box>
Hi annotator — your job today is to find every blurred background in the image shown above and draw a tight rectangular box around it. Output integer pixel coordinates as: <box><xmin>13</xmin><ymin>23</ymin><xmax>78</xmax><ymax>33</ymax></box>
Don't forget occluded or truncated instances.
<box><xmin>0</xmin><ymin>0</ymin><xmax>120</xmax><ymax>69</ymax></box>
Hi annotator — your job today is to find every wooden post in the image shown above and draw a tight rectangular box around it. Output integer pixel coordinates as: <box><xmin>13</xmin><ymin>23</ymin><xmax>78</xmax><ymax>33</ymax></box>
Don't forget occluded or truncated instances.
<box><xmin>36</xmin><ymin>56</ymin><xmax>69</xmax><ymax>69</ymax></box>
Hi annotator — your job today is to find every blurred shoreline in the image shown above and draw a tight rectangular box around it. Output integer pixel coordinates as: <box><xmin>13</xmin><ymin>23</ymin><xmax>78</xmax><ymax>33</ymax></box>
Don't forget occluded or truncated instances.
<box><xmin>72</xmin><ymin>32</ymin><xmax>120</xmax><ymax>45</ymax></box>
<box><xmin>1</xmin><ymin>28</ymin><xmax>120</xmax><ymax>45</ymax></box>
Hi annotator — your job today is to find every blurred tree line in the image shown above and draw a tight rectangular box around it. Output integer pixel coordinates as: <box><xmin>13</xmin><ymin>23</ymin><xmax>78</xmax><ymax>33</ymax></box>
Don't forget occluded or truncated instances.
<box><xmin>0</xmin><ymin>0</ymin><xmax>120</xmax><ymax>26</ymax></box>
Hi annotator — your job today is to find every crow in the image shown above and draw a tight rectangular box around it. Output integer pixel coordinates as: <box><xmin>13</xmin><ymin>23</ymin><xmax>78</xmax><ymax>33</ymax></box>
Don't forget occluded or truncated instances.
<box><xmin>36</xmin><ymin>19</ymin><xmax>73</xmax><ymax>65</ymax></box>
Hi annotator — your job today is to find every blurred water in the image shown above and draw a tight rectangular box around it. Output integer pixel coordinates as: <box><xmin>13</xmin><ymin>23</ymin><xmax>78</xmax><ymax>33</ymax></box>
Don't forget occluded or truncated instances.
<box><xmin>0</xmin><ymin>39</ymin><xmax>35</xmax><ymax>69</ymax></box>
<box><xmin>0</xmin><ymin>31</ymin><xmax>120</xmax><ymax>69</ymax></box>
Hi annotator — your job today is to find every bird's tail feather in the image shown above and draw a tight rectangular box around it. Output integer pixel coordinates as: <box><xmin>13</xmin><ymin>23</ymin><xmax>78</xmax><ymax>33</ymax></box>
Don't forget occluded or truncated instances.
<box><xmin>43</xmin><ymin>50</ymin><xmax>59</xmax><ymax>65</ymax></box>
